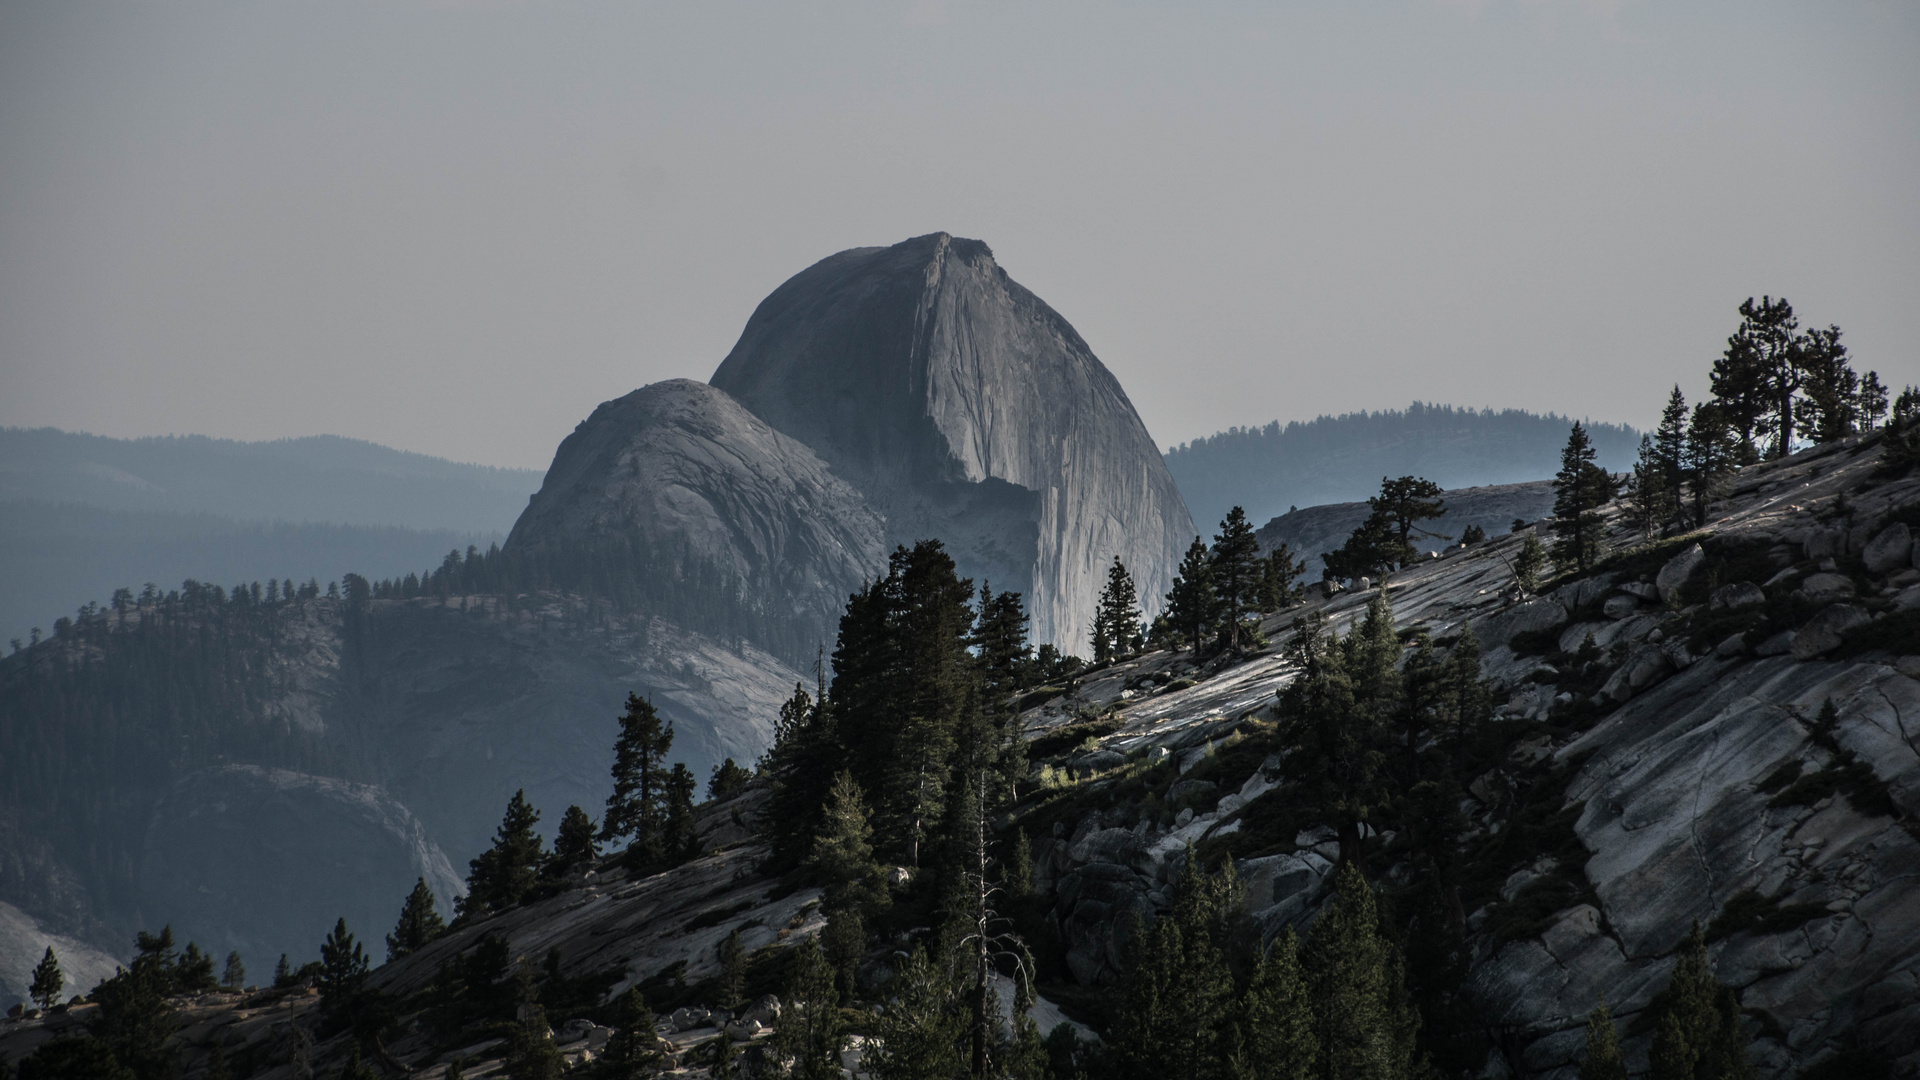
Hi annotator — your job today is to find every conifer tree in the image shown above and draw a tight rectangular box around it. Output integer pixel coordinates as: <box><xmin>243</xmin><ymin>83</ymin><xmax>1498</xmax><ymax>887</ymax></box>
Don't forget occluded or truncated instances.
<box><xmin>222</xmin><ymin>951</ymin><xmax>245</xmax><ymax>991</ymax></box>
<box><xmin>1796</xmin><ymin>325</ymin><xmax>1859</xmax><ymax>442</ymax></box>
<box><xmin>1368</xmin><ymin>476</ymin><xmax>1449</xmax><ymax>565</ymax></box>
<box><xmin>1092</xmin><ymin>557</ymin><xmax>1142</xmax><ymax>664</ymax></box>
<box><xmin>973</xmin><ymin>585</ymin><xmax>1033</xmax><ymax>801</ymax></box>
<box><xmin>663</xmin><ymin>763</ymin><xmax>699</xmax><ymax>861</ymax></box>
<box><xmin>1259</xmin><ymin>544</ymin><xmax>1307</xmax><ymax>612</ymax></box>
<box><xmin>864</xmin><ymin>947</ymin><xmax>967</xmax><ymax>1080</ymax></box>
<box><xmin>1321</xmin><ymin>512</ymin><xmax>1400</xmax><ymax>583</ymax></box>
<box><xmin>1684</xmin><ymin>404</ymin><xmax>1741</xmax><ymax>528</ymax></box>
<box><xmin>29</xmin><ymin>947</ymin><xmax>62</xmax><ymax>1010</ymax></box>
<box><xmin>92</xmin><ymin>929</ymin><xmax>177</xmax><ymax>1080</ymax></box>
<box><xmin>1301</xmin><ymin>861</ymin><xmax>1420</xmax><ymax>1080</ymax></box>
<box><xmin>387</xmin><ymin>878</ymin><xmax>447</xmax><ymax>961</ymax></box>
<box><xmin>764</xmin><ymin>681</ymin><xmax>836</xmax><ymax>869</ymax></box>
<box><xmin>1110</xmin><ymin>860</ymin><xmax>1242</xmax><ymax>1080</ymax></box>
<box><xmin>1859</xmin><ymin>371</ymin><xmax>1889</xmax><ymax>430</ymax></box>
<box><xmin>317</xmin><ymin>918</ymin><xmax>370</xmax><ymax>1021</ymax></box>
<box><xmin>1578</xmin><ymin>1000</ymin><xmax>1627</xmax><ymax>1080</ymax></box>
<box><xmin>273</xmin><ymin>954</ymin><xmax>293</xmax><ymax>988</ymax></box>
<box><xmin>771</xmin><ymin>938</ymin><xmax>844</xmax><ymax>1080</ymax></box>
<box><xmin>462</xmin><ymin>791</ymin><xmax>545</xmax><ymax>917</ymax></box>
<box><xmin>1165</xmin><ymin>536</ymin><xmax>1216</xmax><ymax>650</ymax></box>
<box><xmin>1235</xmin><ymin>928</ymin><xmax>1317</xmax><ymax>1080</ymax></box>
<box><xmin>548</xmin><ymin>805</ymin><xmax>599</xmax><ymax>875</ymax></box>
<box><xmin>602</xmin><ymin>694</ymin><xmax>673</xmax><ymax>862</ymax></box>
<box><xmin>1655</xmin><ymin>386</ymin><xmax>1691</xmax><ymax>525</ymax></box>
<box><xmin>707</xmin><ymin>758</ymin><xmax>752</xmax><ymax>800</ymax></box>
<box><xmin>810</xmin><ymin>771</ymin><xmax>887</xmax><ymax>914</ymax></box>
<box><xmin>716</xmin><ymin>930</ymin><xmax>747</xmax><ymax>1012</ymax></box>
<box><xmin>1210</xmin><ymin>508</ymin><xmax>1263</xmax><ymax>651</ymax></box>
<box><xmin>1650</xmin><ymin>924</ymin><xmax>1752</xmax><ymax>1080</ymax></box>
<box><xmin>1513</xmin><ymin>532</ymin><xmax>1546</xmax><ymax>595</ymax></box>
<box><xmin>176</xmin><ymin>943</ymin><xmax>217</xmax><ymax>992</ymax></box>
<box><xmin>596</xmin><ymin>988</ymin><xmax>662</xmax><ymax>1078</ymax></box>
<box><xmin>1551</xmin><ymin>423</ymin><xmax>1618</xmax><ymax>574</ymax></box>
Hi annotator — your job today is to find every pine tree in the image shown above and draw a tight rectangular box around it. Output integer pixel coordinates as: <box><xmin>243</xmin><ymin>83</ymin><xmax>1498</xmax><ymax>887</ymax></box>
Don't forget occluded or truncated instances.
<box><xmin>1655</xmin><ymin>386</ymin><xmax>1691</xmax><ymax>525</ymax></box>
<box><xmin>1650</xmin><ymin>924</ymin><xmax>1752</xmax><ymax>1080</ymax></box>
<box><xmin>810</xmin><ymin>771</ymin><xmax>887</xmax><ymax>914</ymax></box>
<box><xmin>716</xmin><ymin>930</ymin><xmax>747</xmax><ymax>1012</ymax></box>
<box><xmin>708</xmin><ymin>758</ymin><xmax>753</xmax><ymax>800</ymax></box>
<box><xmin>1165</xmin><ymin>536</ymin><xmax>1216</xmax><ymax>651</ymax></box>
<box><xmin>1367</xmin><ymin>476</ymin><xmax>1448</xmax><ymax>564</ymax></box>
<box><xmin>1321</xmin><ymin>512</ymin><xmax>1400</xmax><ymax>584</ymax></box>
<box><xmin>1301</xmin><ymin>861</ymin><xmax>1420</xmax><ymax>1080</ymax></box>
<box><xmin>1578</xmin><ymin>1000</ymin><xmax>1627</xmax><ymax>1080</ymax></box>
<box><xmin>973</xmin><ymin>585</ymin><xmax>1033</xmax><ymax>801</ymax></box>
<box><xmin>1210</xmin><ymin>508</ymin><xmax>1263</xmax><ymax>651</ymax></box>
<box><xmin>663</xmin><ymin>763</ymin><xmax>699</xmax><ymax>861</ymax></box>
<box><xmin>863</xmin><ymin>947</ymin><xmax>967</xmax><ymax>1080</ymax></box>
<box><xmin>548</xmin><ymin>805</ymin><xmax>600</xmax><ymax>875</ymax></box>
<box><xmin>462</xmin><ymin>791</ymin><xmax>545</xmax><ymax>918</ymax></box>
<box><xmin>1551</xmin><ymin>423</ymin><xmax>1618</xmax><ymax>574</ymax></box>
<box><xmin>1092</xmin><ymin>557</ymin><xmax>1142</xmax><ymax>664</ymax></box>
<box><xmin>1110</xmin><ymin>860</ymin><xmax>1242</xmax><ymax>1080</ymax></box>
<box><xmin>93</xmin><ymin>928</ymin><xmax>177</xmax><ymax>1080</ymax></box>
<box><xmin>596</xmin><ymin>988</ymin><xmax>662</xmax><ymax>1078</ymax></box>
<box><xmin>222</xmin><ymin>951</ymin><xmax>245</xmax><ymax>991</ymax></box>
<box><xmin>1684</xmin><ymin>404</ymin><xmax>1741</xmax><ymax>528</ymax></box>
<box><xmin>318</xmin><ymin>917</ymin><xmax>370</xmax><ymax>1021</ymax></box>
<box><xmin>176</xmin><ymin>942</ymin><xmax>217</xmax><ymax>992</ymax></box>
<box><xmin>1628</xmin><ymin>436</ymin><xmax>1669</xmax><ymax>541</ymax></box>
<box><xmin>771</xmin><ymin>938</ymin><xmax>844</xmax><ymax>1080</ymax></box>
<box><xmin>387</xmin><ymin>878</ymin><xmax>448</xmax><ymax>961</ymax></box>
<box><xmin>602</xmin><ymin>694</ymin><xmax>674</xmax><ymax>863</ymax></box>
<box><xmin>1796</xmin><ymin>325</ymin><xmax>1858</xmax><ymax>442</ymax></box>
<box><xmin>1234</xmin><ymin>928</ymin><xmax>1317</xmax><ymax>1080</ymax></box>
<box><xmin>1259</xmin><ymin>544</ymin><xmax>1306</xmax><ymax>612</ymax></box>
<box><xmin>29</xmin><ymin>947</ymin><xmax>62</xmax><ymax>1010</ymax></box>
<box><xmin>1513</xmin><ymin>532</ymin><xmax>1546</xmax><ymax>595</ymax></box>
<box><xmin>764</xmin><ymin>682</ymin><xmax>836</xmax><ymax>869</ymax></box>
<box><xmin>273</xmin><ymin>954</ymin><xmax>293</xmax><ymax>988</ymax></box>
<box><xmin>1859</xmin><ymin>371</ymin><xmax>1889</xmax><ymax>430</ymax></box>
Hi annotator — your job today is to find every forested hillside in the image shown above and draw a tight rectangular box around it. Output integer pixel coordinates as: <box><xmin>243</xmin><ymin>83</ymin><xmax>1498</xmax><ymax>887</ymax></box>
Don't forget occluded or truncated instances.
<box><xmin>1165</xmin><ymin>403</ymin><xmax>1640</xmax><ymax>530</ymax></box>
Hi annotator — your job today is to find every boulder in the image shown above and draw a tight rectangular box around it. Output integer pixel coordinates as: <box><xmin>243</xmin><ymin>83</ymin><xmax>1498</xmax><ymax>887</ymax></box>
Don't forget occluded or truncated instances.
<box><xmin>1601</xmin><ymin>644</ymin><xmax>1673</xmax><ymax>701</ymax></box>
<box><xmin>1656</xmin><ymin>544</ymin><xmax>1706</xmax><ymax>605</ymax></box>
<box><xmin>1474</xmin><ymin>598</ymin><xmax>1569</xmax><ymax>651</ymax></box>
<box><xmin>1804</xmin><ymin>527</ymin><xmax>1845</xmax><ymax>561</ymax></box>
<box><xmin>1791</xmin><ymin>604</ymin><xmax>1871</xmax><ymax>660</ymax></box>
<box><xmin>1755</xmin><ymin>630</ymin><xmax>1797</xmax><ymax>656</ymax></box>
<box><xmin>1603</xmin><ymin>594</ymin><xmax>1640</xmax><ymax>620</ymax></box>
<box><xmin>1617</xmin><ymin>581</ymin><xmax>1660</xmax><ymax>601</ymax></box>
<box><xmin>1709</xmin><ymin>581</ymin><xmax>1767</xmax><ymax>611</ymax></box>
<box><xmin>1798</xmin><ymin>573</ymin><xmax>1857</xmax><ymax>602</ymax></box>
<box><xmin>1863</xmin><ymin>522</ymin><xmax>1914</xmax><ymax>574</ymax></box>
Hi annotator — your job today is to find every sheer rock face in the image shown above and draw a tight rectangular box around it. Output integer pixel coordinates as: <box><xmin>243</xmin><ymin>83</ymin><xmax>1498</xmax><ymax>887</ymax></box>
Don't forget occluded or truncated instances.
<box><xmin>711</xmin><ymin>233</ymin><xmax>1194</xmax><ymax>654</ymax></box>
<box><xmin>506</xmin><ymin>379</ymin><xmax>887</xmax><ymax>642</ymax></box>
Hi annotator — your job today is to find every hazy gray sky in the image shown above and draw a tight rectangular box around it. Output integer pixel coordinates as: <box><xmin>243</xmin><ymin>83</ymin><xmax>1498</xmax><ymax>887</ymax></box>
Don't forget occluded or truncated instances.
<box><xmin>2</xmin><ymin>1</ymin><xmax>1914</xmax><ymax>470</ymax></box>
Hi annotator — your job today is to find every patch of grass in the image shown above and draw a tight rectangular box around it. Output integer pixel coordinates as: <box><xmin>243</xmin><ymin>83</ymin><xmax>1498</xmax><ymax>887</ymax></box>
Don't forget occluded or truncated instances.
<box><xmin>683</xmin><ymin>901</ymin><xmax>755</xmax><ymax>933</ymax></box>
<box><xmin>1027</xmin><ymin>717</ymin><xmax>1123</xmax><ymax>760</ymax></box>
<box><xmin>1703</xmin><ymin>888</ymin><xmax>1829</xmax><ymax>942</ymax></box>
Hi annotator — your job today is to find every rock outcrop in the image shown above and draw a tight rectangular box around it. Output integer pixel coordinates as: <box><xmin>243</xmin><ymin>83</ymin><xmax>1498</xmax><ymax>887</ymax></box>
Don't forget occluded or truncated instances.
<box><xmin>506</xmin><ymin>380</ymin><xmax>886</xmax><ymax>646</ymax></box>
<box><xmin>1255</xmin><ymin>479</ymin><xmax>1556</xmax><ymax>579</ymax></box>
<box><xmin>711</xmin><ymin>232</ymin><xmax>1193</xmax><ymax>654</ymax></box>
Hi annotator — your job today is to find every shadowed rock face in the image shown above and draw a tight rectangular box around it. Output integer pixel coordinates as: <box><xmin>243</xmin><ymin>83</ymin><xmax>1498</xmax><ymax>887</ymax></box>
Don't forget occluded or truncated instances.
<box><xmin>507</xmin><ymin>379</ymin><xmax>887</xmax><ymax>644</ymax></box>
<box><xmin>138</xmin><ymin>765</ymin><xmax>464</xmax><ymax>976</ymax></box>
<box><xmin>711</xmin><ymin>232</ymin><xmax>1194</xmax><ymax>654</ymax></box>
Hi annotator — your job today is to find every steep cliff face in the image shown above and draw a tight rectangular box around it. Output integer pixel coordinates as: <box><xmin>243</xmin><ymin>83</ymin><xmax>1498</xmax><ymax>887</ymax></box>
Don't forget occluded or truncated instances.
<box><xmin>506</xmin><ymin>380</ymin><xmax>886</xmax><ymax>650</ymax></box>
<box><xmin>711</xmin><ymin>233</ymin><xmax>1194</xmax><ymax>654</ymax></box>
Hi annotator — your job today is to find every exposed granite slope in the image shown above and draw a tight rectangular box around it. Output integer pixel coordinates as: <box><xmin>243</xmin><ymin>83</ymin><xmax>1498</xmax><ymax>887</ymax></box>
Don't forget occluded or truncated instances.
<box><xmin>711</xmin><ymin>232</ymin><xmax>1194</xmax><ymax>654</ymax></box>
<box><xmin>1010</xmin><ymin>431</ymin><xmax>1920</xmax><ymax>1077</ymax></box>
<box><xmin>506</xmin><ymin>379</ymin><xmax>886</xmax><ymax>645</ymax></box>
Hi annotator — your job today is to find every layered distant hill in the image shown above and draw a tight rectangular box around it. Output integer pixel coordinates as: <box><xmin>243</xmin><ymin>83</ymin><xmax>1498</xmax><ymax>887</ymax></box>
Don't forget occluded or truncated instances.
<box><xmin>0</xmin><ymin>428</ymin><xmax>542</xmax><ymax>643</ymax></box>
<box><xmin>1165</xmin><ymin>403</ymin><xmax>1641</xmax><ymax>532</ymax></box>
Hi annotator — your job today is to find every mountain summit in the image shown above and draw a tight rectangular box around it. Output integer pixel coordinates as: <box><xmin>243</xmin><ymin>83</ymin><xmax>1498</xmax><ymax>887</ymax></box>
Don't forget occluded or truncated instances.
<box><xmin>712</xmin><ymin>232</ymin><xmax>1193</xmax><ymax>653</ymax></box>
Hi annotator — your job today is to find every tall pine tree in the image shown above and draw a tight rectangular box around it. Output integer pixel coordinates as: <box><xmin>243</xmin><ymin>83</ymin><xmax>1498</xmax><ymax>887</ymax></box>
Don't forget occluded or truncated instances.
<box><xmin>1551</xmin><ymin>423</ymin><xmax>1617</xmax><ymax>574</ymax></box>
<box><xmin>1164</xmin><ymin>536</ymin><xmax>1217</xmax><ymax>651</ymax></box>
<box><xmin>1092</xmin><ymin>557</ymin><xmax>1142</xmax><ymax>664</ymax></box>
<box><xmin>388</xmin><ymin>878</ymin><xmax>447</xmax><ymax>961</ymax></box>
<box><xmin>1210</xmin><ymin>508</ymin><xmax>1263</xmax><ymax>651</ymax></box>
<box><xmin>1301</xmin><ymin>861</ymin><xmax>1421</xmax><ymax>1080</ymax></box>
<box><xmin>602</xmin><ymin>694</ymin><xmax>673</xmax><ymax>864</ymax></box>
<box><xmin>461</xmin><ymin>790</ymin><xmax>545</xmax><ymax>918</ymax></box>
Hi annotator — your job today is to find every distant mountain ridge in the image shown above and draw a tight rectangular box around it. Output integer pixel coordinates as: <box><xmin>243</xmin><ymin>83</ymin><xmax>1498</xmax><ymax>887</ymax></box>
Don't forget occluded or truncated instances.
<box><xmin>0</xmin><ymin>428</ymin><xmax>542</xmax><ymax>643</ymax></box>
<box><xmin>1164</xmin><ymin>402</ymin><xmax>1641</xmax><ymax>531</ymax></box>
<box><xmin>0</xmin><ymin>427</ymin><xmax>542</xmax><ymax>532</ymax></box>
